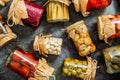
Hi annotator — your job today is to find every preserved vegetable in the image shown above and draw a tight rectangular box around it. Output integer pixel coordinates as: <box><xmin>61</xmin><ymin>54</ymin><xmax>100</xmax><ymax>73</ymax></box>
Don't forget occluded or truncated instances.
<box><xmin>97</xmin><ymin>14</ymin><xmax>120</xmax><ymax>44</ymax></box>
<box><xmin>66</xmin><ymin>20</ymin><xmax>96</xmax><ymax>56</ymax></box>
<box><xmin>33</xmin><ymin>34</ymin><xmax>63</xmax><ymax>57</ymax></box>
<box><xmin>73</xmin><ymin>0</ymin><xmax>111</xmax><ymax>17</ymax></box>
<box><xmin>7</xmin><ymin>0</ymin><xmax>44</xmax><ymax>28</ymax></box>
<box><xmin>6</xmin><ymin>48</ymin><xmax>55</xmax><ymax>79</ymax></box>
<box><xmin>62</xmin><ymin>57</ymin><xmax>97</xmax><ymax>80</ymax></box>
<box><xmin>103</xmin><ymin>46</ymin><xmax>120</xmax><ymax>74</ymax></box>
<box><xmin>45</xmin><ymin>0</ymin><xmax>71</xmax><ymax>22</ymax></box>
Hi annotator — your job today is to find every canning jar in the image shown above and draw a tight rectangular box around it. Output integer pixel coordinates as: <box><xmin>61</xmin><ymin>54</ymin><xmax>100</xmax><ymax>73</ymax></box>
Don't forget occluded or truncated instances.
<box><xmin>0</xmin><ymin>16</ymin><xmax>17</xmax><ymax>47</ymax></box>
<box><xmin>87</xmin><ymin>0</ymin><xmax>112</xmax><ymax>11</ymax></box>
<box><xmin>66</xmin><ymin>20</ymin><xmax>96</xmax><ymax>56</ymax></box>
<box><xmin>62</xmin><ymin>57</ymin><xmax>97</xmax><ymax>80</ymax></box>
<box><xmin>7</xmin><ymin>0</ymin><xmax>44</xmax><ymax>28</ymax></box>
<box><xmin>5</xmin><ymin>48</ymin><xmax>55</xmax><ymax>79</ymax></box>
<box><xmin>103</xmin><ymin>46</ymin><xmax>120</xmax><ymax>74</ymax></box>
<box><xmin>97</xmin><ymin>14</ymin><xmax>120</xmax><ymax>44</ymax></box>
<box><xmin>45</xmin><ymin>0</ymin><xmax>71</xmax><ymax>22</ymax></box>
<box><xmin>22</xmin><ymin>1</ymin><xmax>44</xmax><ymax>28</ymax></box>
<box><xmin>33</xmin><ymin>34</ymin><xmax>63</xmax><ymax>57</ymax></box>
<box><xmin>73</xmin><ymin>0</ymin><xmax>111</xmax><ymax>16</ymax></box>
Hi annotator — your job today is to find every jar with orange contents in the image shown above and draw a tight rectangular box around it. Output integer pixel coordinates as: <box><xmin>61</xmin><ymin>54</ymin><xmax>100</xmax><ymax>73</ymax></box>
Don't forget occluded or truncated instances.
<box><xmin>5</xmin><ymin>48</ymin><xmax>55</xmax><ymax>79</ymax></box>
<box><xmin>73</xmin><ymin>0</ymin><xmax>112</xmax><ymax>16</ymax></box>
<box><xmin>87</xmin><ymin>0</ymin><xmax>112</xmax><ymax>11</ymax></box>
<box><xmin>97</xmin><ymin>14</ymin><xmax>120</xmax><ymax>44</ymax></box>
<box><xmin>109</xmin><ymin>15</ymin><xmax>120</xmax><ymax>39</ymax></box>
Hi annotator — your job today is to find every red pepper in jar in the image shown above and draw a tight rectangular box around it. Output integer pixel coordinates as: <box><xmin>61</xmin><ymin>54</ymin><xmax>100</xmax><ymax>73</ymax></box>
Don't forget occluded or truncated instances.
<box><xmin>19</xmin><ymin>66</ymin><xmax>30</xmax><ymax>78</ymax></box>
<box><xmin>7</xmin><ymin>0</ymin><xmax>44</xmax><ymax>28</ymax></box>
<box><xmin>109</xmin><ymin>15</ymin><xmax>120</xmax><ymax>39</ymax></box>
<box><xmin>97</xmin><ymin>14</ymin><xmax>120</xmax><ymax>44</ymax></box>
<box><xmin>73</xmin><ymin>0</ymin><xmax>111</xmax><ymax>17</ymax></box>
<box><xmin>9</xmin><ymin>61</ymin><xmax>21</xmax><ymax>72</ymax></box>
<box><xmin>12</xmin><ymin>53</ymin><xmax>22</xmax><ymax>61</ymax></box>
<box><xmin>6</xmin><ymin>48</ymin><xmax>38</xmax><ymax>78</ymax></box>
<box><xmin>5</xmin><ymin>48</ymin><xmax>55</xmax><ymax>79</ymax></box>
<box><xmin>87</xmin><ymin>0</ymin><xmax>111</xmax><ymax>11</ymax></box>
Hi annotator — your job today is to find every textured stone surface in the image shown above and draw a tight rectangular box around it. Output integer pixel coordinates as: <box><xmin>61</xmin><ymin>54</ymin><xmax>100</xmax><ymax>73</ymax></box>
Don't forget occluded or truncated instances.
<box><xmin>0</xmin><ymin>0</ymin><xmax>120</xmax><ymax>80</ymax></box>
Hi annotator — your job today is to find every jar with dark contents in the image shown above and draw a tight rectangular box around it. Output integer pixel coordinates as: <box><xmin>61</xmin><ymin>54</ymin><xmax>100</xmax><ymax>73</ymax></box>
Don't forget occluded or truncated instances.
<box><xmin>62</xmin><ymin>57</ymin><xmax>97</xmax><ymax>80</ymax></box>
<box><xmin>5</xmin><ymin>48</ymin><xmax>38</xmax><ymax>78</ymax></box>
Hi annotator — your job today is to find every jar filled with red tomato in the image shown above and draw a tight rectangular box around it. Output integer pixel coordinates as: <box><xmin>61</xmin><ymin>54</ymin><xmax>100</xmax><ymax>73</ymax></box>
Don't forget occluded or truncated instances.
<box><xmin>5</xmin><ymin>48</ymin><xmax>55</xmax><ymax>79</ymax></box>
<box><xmin>108</xmin><ymin>15</ymin><xmax>120</xmax><ymax>39</ymax></box>
<box><xmin>87</xmin><ymin>0</ymin><xmax>112</xmax><ymax>11</ymax></box>
<box><xmin>97</xmin><ymin>14</ymin><xmax>120</xmax><ymax>44</ymax></box>
<box><xmin>73</xmin><ymin>0</ymin><xmax>112</xmax><ymax>16</ymax></box>
<box><xmin>5</xmin><ymin>48</ymin><xmax>38</xmax><ymax>78</ymax></box>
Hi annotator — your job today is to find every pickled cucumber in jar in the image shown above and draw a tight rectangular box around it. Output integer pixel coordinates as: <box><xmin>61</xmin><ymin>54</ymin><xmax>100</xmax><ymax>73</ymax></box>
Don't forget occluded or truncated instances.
<box><xmin>62</xmin><ymin>57</ymin><xmax>97</xmax><ymax>80</ymax></box>
<box><xmin>103</xmin><ymin>46</ymin><xmax>120</xmax><ymax>74</ymax></box>
<box><xmin>46</xmin><ymin>0</ymin><xmax>71</xmax><ymax>22</ymax></box>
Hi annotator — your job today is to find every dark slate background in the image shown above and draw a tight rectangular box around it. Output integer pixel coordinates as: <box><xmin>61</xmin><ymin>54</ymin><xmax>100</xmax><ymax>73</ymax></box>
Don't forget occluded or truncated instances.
<box><xmin>0</xmin><ymin>0</ymin><xmax>120</xmax><ymax>80</ymax></box>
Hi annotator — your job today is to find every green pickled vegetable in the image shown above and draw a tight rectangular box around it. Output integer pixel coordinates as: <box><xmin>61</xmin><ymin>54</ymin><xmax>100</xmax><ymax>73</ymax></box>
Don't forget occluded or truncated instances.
<box><xmin>62</xmin><ymin>58</ymin><xmax>88</xmax><ymax>78</ymax></box>
<box><xmin>103</xmin><ymin>46</ymin><xmax>120</xmax><ymax>74</ymax></box>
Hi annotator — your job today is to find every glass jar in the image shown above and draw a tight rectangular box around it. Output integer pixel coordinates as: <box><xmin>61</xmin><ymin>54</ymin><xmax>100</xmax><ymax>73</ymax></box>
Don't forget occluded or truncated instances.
<box><xmin>5</xmin><ymin>48</ymin><xmax>38</xmax><ymax>78</ymax></box>
<box><xmin>7</xmin><ymin>0</ymin><xmax>44</xmax><ymax>28</ymax></box>
<box><xmin>66</xmin><ymin>20</ymin><xmax>96</xmax><ymax>56</ymax></box>
<box><xmin>62</xmin><ymin>57</ymin><xmax>97</xmax><ymax>80</ymax></box>
<box><xmin>73</xmin><ymin>0</ymin><xmax>111</xmax><ymax>16</ymax></box>
<box><xmin>62</xmin><ymin>58</ymin><xmax>88</xmax><ymax>78</ymax></box>
<box><xmin>103</xmin><ymin>46</ymin><xmax>120</xmax><ymax>74</ymax></box>
<box><xmin>22</xmin><ymin>1</ymin><xmax>45</xmax><ymax>28</ymax></box>
<box><xmin>46</xmin><ymin>0</ymin><xmax>70</xmax><ymax>22</ymax></box>
<box><xmin>6</xmin><ymin>48</ymin><xmax>55</xmax><ymax>79</ymax></box>
<box><xmin>0</xmin><ymin>16</ymin><xmax>17</xmax><ymax>47</ymax></box>
<box><xmin>97</xmin><ymin>14</ymin><xmax>120</xmax><ymax>44</ymax></box>
<box><xmin>87</xmin><ymin>0</ymin><xmax>112</xmax><ymax>11</ymax></box>
<box><xmin>33</xmin><ymin>35</ymin><xmax>63</xmax><ymax>57</ymax></box>
<box><xmin>109</xmin><ymin>14</ymin><xmax>120</xmax><ymax>39</ymax></box>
